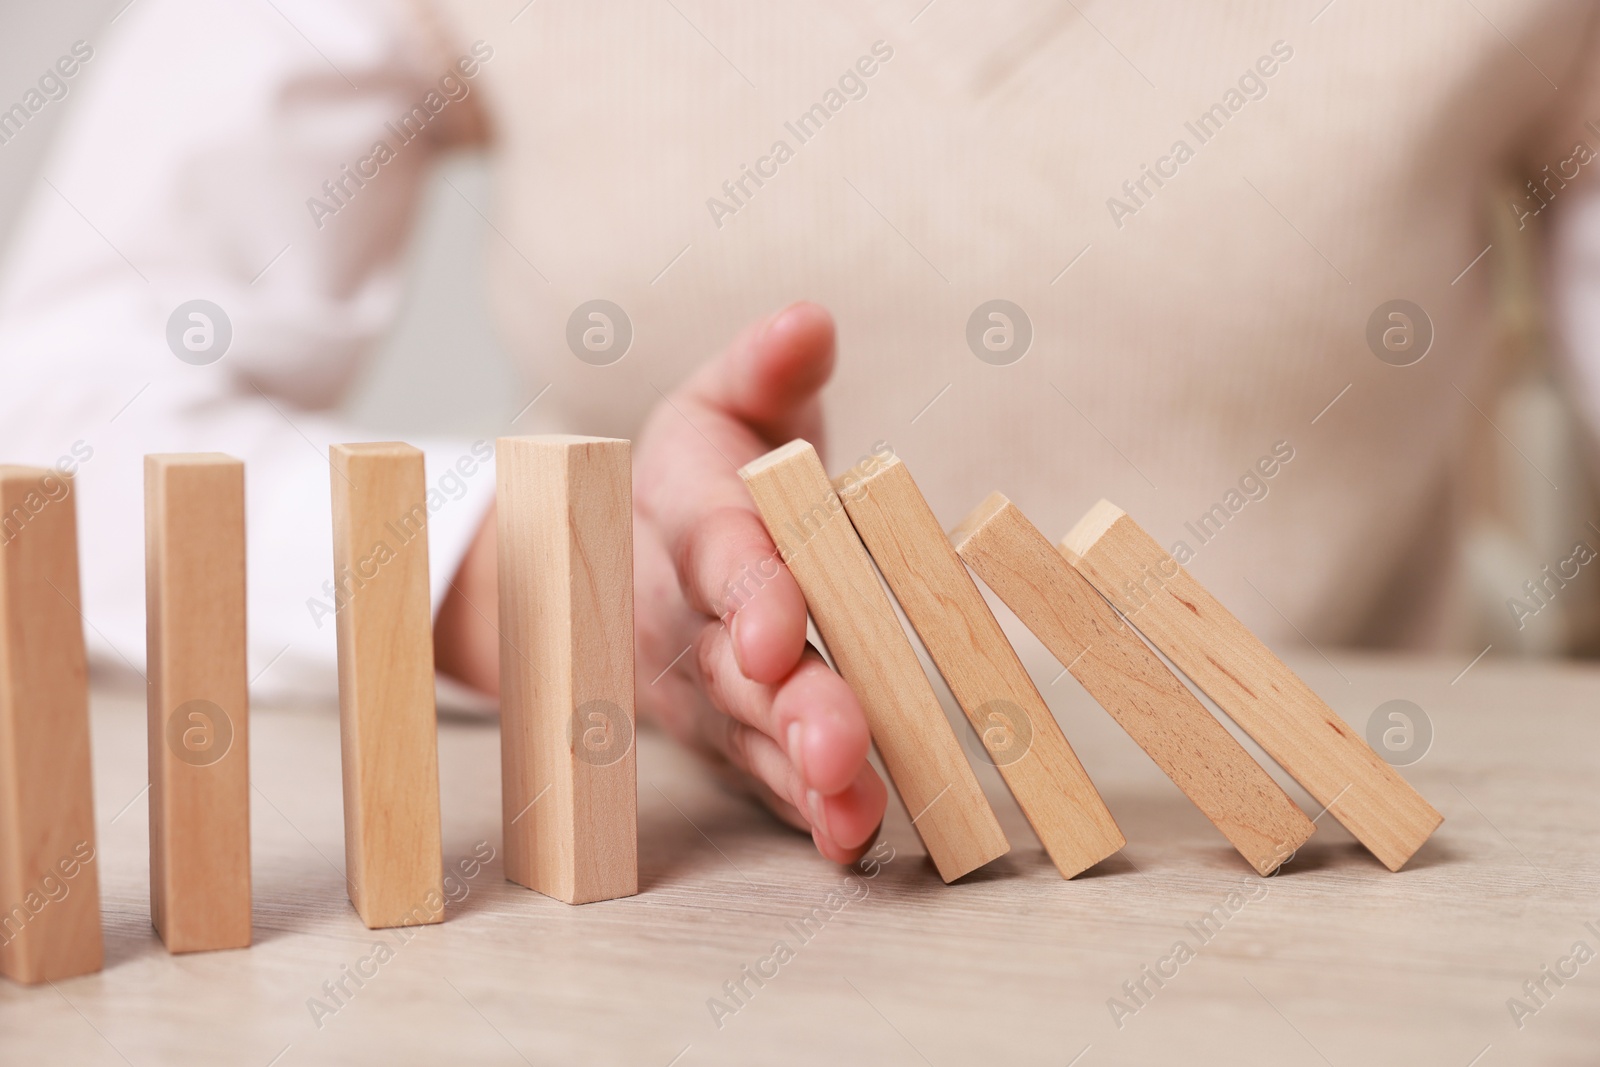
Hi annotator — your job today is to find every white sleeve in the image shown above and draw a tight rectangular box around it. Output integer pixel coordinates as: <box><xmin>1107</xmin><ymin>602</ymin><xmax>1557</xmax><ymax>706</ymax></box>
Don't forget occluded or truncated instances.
<box><xmin>0</xmin><ymin>0</ymin><xmax>496</xmax><ymax>698</ymax></box>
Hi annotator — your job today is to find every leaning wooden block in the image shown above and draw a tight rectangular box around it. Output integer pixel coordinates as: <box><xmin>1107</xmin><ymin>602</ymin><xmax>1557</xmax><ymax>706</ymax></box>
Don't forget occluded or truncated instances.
<box><xmin>838</xmin><ymin>458</ymin><xmax>1124</xmax><ymax>878</ymax></box>
<box><xmin>146</xmin><ymin>454</ymin><xmax>251</xmax><ymax>952</ymax></box>
<box><xmin>497</xmin><ymin>436</ymin><xmax>637</xmax><ymax>904</ymax></box>
<box><xmin>740</xmin><ymin>440</ymin><xmax>1008</xmax><ymax>882</ymax></box>
<box><xmin>953</xmin><ymin>493</ymin><xmax>1314</xmax><ymax>875</ymax></box>
<box><xmin>0</xmin><ymin>466</ymin><xmax>102</xmax><ymax>983</ymax></box>
<box><xmin>330</xmin><ymin>443</ymin><xmax>444</xmax><ymax>928</ymax></box>
<box><xmin>1061</xmin><ymin>500</ymin><xmax>1442</xmax><ymax>871</ymax></box>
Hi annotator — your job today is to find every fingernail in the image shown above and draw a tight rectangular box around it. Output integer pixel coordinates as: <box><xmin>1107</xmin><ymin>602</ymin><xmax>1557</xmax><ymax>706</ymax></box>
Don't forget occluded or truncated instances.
<box><xmin>806</xmin><ymin>789</ymin><xmax>831</xmax><ymax>842</ymax></box>
<box><xmin>787</xmin><ymin>720</ymin><xmax>806</xmax><ymax>781</ymax></box>
<box><xmin>762</xmin><ymin>303</ymin><xmax>798</xmax><ymax>341</ymax></box>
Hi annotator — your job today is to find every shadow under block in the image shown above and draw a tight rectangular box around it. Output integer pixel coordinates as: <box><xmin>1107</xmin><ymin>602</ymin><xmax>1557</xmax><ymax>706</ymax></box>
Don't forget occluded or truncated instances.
<box><xmin>1060</xmin><ymin>500</ymin><xmax>1443</xmax><ymax>872</ymax></box>
<box><xmin>329</xmin><ymin>444</ymin><xmax>443</xmax><ymax>927</ymax></box>
<box><xmin>0</xmin><ymin>467</ymin><xmax>102</xmax><ymax>983</ymax></box>
<box><xmin>145</xmin><ymin>455</ymin><xmax>251</xmax><ymax>952</ymax></box>
<box><xmin>953</xmin><ymin>493</ymin><xmax>1315</xmax><ymax>876</ymax></box>
<box><xmin>740</xmin><ymin>441</ymin><xmax>1008</xmax><ymax>882</ymax></box>
<box><xmin>837</xmin><ymin>458</ymin><xmax>1123</xmax><ymax>878</ymax></box>
<box><xmin>496</xmin><ymin>436</ymin><xmax>638</xmax><ymax>905</ymax></box>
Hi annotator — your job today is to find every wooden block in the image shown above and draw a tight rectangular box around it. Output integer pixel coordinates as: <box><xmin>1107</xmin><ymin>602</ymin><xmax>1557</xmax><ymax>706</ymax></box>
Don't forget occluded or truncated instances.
<box><xmin>0</xmin><ymin>466</ymin><xmax>102</xmax><ymax>983</ymax></box>
<box><xmin>145</xmin><ymin>454</ymin><xmax>251</xmax><ymax>952</ymax></box>
<box><xmin>837</xmin><ymin>458</ymin><xmax>1124</xmax><ymax>878</ymax></box>
<box><xmin>329</xmin><ymin>443</ymin><xmax>443</xmax><ymax>927</ymax></box>
<box><xmin>1060</xmin><ymin>500</ymin><xmax>1443</xmax><ymax>871</ymax></box>
<box><xmin>952</xmin><ymin>493</ymin><xmax>1315</xmax><ymax>875</ymax></box>
<box><xmin>496</xmin><ymin>436</ymin><xmax>637</xmax><ymax>904</ymax></box>
<box><xmin>740</xmin><ymin>440</ymin><xmax>1008</xmax><ymax>882</ymax></box>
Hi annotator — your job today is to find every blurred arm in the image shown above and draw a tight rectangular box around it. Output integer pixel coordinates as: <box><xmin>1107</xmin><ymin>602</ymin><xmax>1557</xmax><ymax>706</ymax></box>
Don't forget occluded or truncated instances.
<box><xmin>0</xmin><ymin>0</ymin><xmax>494</xmax><ymax>696</ymax></box>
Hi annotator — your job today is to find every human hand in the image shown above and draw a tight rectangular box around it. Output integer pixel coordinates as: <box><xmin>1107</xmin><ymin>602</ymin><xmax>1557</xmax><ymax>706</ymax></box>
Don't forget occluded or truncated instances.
<box><xmin>435</xmin><ymin>303</ymin><xmax>887</xmax><ymax>865</ymax></box>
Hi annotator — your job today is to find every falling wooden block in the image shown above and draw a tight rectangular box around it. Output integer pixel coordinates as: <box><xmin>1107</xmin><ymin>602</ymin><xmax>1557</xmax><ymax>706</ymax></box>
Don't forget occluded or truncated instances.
<box><xmin>740</xmin><ymin>440</ymin><xmax>1008</xmax><ymax>882</ymax></box>
<box><xmin>1061</xmin><ymin>500</ymin><xmax>1443</xmax><ymax>871</ymax></box>
<box><xmin>329</xmin><ymin>443</ymin><xmax>443</xmax><ymax>928</ymax></box>
<box><xmin>0</xmin><ymin>466</ymin><xmax>102</xmax><ymax>983</ymax></box>
<box><xmin>838</xmin><ymin>458</ymin><xmax>1124</xmax><ymax>878</ymax></box>
<box><xmin>496</xmin><ymin>436</ymin><xmax>637</xmax><ymax>904</ymax></box>
<box><xmin>953</xmin><ymin>493</ymin><xmax>1315</xmax><ymax>875</ymax></box>
<box><xmin>145</xmin><ymin>454</ymin><xmax>251</xmax><ymax>952</ymax></box>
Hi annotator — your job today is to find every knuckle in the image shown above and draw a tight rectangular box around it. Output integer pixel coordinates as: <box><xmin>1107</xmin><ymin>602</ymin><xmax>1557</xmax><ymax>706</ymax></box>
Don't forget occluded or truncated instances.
<box><xmin>678</xmin><ymin>507</ymin><xmax>773</xmax><ymax>616</ymax></box>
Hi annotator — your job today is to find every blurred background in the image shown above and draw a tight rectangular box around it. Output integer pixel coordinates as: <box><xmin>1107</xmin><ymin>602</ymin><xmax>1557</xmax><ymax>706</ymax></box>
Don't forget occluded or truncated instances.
<box><xmin>4</xmin><ymin>0</ymin><xmax>1599</xmax><ymax>663</ymax></box>
<box><xmin>0</xmin><ymin>0</ymin><xmax>518</xmax><ymax>445</ymax></box>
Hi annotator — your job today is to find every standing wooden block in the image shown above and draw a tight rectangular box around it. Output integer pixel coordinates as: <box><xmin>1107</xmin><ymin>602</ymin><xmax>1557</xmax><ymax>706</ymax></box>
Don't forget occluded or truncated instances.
<box><xmin>1061</xmin><ymin>500</ymin><xmax>1443</xmax><ymax>871</ymax></box>
<box><xmin>145</xmin><ymin>454</ymin><xmax>251</xmax><ymax>952</ymax></box>
<box><xmin>496</xmin><ymin>436</ymin><xmax>637</xmax><ymax>904</ymax></box>
<box><xmin>0</xmin><ymin>467</ymin><xmax>102</xmax><ymax>983</ymax></box>
<box><xmin>953</xmin><ymin>493</ymin><xmax>1315</xmax><ymax>875</ymax></box>
<box><xmin>837</xmin><ymin>458</ymin><xmax>1123</xmax><ymax>878</ymax></box>
<box><xmin>740</xmin><ymin>440</ymin><xmax>1008</xmax><ymax>882</ymax></box>
<box><xmin>329</xmin><ymin>443</ymin><xmax>443</xmax><ymax>927</ymax></box>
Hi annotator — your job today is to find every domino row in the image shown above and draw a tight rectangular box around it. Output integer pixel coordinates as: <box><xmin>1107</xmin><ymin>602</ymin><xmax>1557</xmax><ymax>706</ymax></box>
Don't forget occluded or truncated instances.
<box><xmin>0</xmin><ymin>436</ymin><xmax>1442</xmax><ymax>986</ymax></box>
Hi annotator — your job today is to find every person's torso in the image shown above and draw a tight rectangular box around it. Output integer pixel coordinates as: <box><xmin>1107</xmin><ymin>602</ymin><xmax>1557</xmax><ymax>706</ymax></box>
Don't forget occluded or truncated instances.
<box><xmin>436</xmin><ymin>0</ymin><xmax>1596</xmax><ymax>647</ymax></box>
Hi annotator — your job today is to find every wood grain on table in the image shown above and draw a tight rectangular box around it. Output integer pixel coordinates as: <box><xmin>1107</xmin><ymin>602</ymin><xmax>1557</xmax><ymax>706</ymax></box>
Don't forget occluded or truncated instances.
<box><xmin>2</xmin><ymin>651</ymin><xmax>1596</xmax><ymax>1065</ymax></box>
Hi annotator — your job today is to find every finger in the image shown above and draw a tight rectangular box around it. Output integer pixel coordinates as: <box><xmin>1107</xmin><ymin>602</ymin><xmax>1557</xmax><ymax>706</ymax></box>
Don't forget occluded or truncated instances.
<box><xmin>701</xmin><ymin>713</ymin><xmax>806</xmax><ymax>819</ymax></box>
<box><xmin>674</xmin><ymin>506</ymin><xmax>808</xmax><ymax>683</ymax></box>
<box><xmin>681</xmin><ymin>301</ymin><xmax>835</xmax><ymax>446</ymax></box>
<box><xmin>637</xmin><ymin>303</ymin><xmax>838</xmax><ymax>683</ymax></box>
<box><xmin>696</xmin><ymin>623</ymin><xmax>870</xmax><ymax>797</ymax></box>
<box><xmin>811</xmin><ymin>763</ymin><xmax>888</xmax><ymax>854</ymax></box>
<box><xmin>703</xmin><ymin>716</ymin><xmax>881</xmax><ymax>865</ymax></box>
<box><xmin>748</xmin><ymin>777</ymin><xmax>810</xmax><ymax>835</ymax></box>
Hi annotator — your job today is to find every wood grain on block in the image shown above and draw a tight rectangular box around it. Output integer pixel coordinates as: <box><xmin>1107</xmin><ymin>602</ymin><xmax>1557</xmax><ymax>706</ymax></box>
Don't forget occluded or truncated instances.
<box><xmin>329</xmin><ymin>443</ymin><xmax>443</xmax><ymax>927</ymax></box>
<box><xmin>496</xmin><ymin>436</ymin><xmax>637</xmax><ymax>904</ymax></box>
<box><xmin>1060</xmin><ymin>500</ymin><xmax>1443</xmax><ymax>871</ymax></box>
<box><xmin>0</xmin><ymin>467</ymin><xmax>102</xmax><ymax>983</ymax></box>
<box><xmin>952</xmin><ymin>493</ymin><xmax>1314</xmax><ymax>875</ymax></box>
<box><xmin>740</xmin><ymin>440</ymin><xmax>1008</xmax><ymax>882</ymax></box>
<box><xmin>145</xmin><ymin>455</ymin><xmax>251</xmax><ymax>952</ymax></box>
<box><xmin>838</xmin><ymin>458</ymin><xmax>1123</xmax><ymax>878</ymax></box>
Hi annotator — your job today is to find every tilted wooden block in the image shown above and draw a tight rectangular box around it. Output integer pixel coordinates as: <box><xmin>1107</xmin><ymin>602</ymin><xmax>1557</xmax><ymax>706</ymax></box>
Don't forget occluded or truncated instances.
<box><xmin>0</xmin><ymin>467</ymin><xmax>102</xmax><ymax>983</ymax></box>
<box><xmin>838</xmin><ymin>458</ymin><xmax>1124</xmax><ymax>878</ymax></box>
<box><xmin>953</xmin><ymin>493</ymin><xmax>1315</xmax><ymax>876</ymax></box>
<box><xmin>145</xmin><ymin>454</ymin><xmax>251</xmax><ymax>952</ymax></box>
<box><xmin>497</xmin><ymin>436</ymin><xmax>637</xmax><ymax>904</ymax></box>
<box><xmin>740</xmin><ymin>440</ymin><xmax>1008</xmax><ymax>882</ymax></box>
<box><xmin>330</xmin><ymin>443</ymin><xmax>444</xmax><ymax>927</ymax></box>
<box><xmin>1061</xmin><ymin>500</ymin><xmax>1443</xmax><ymax>871</ymax></box>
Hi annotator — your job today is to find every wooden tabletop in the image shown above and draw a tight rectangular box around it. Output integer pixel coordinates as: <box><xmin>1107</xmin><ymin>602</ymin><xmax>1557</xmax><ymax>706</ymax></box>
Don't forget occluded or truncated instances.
<box><xmin>4</xmin><ymin>649</ymin><xmax>1597</xmax><ymax>1065</ymax></box>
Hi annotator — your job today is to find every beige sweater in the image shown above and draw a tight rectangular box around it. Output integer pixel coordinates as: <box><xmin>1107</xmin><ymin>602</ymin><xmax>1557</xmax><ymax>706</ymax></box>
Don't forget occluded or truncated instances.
<box><xmin>432</xmin><ymin>0</ymin><xmax>1600</xmax><ymax>650</ymax></box>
